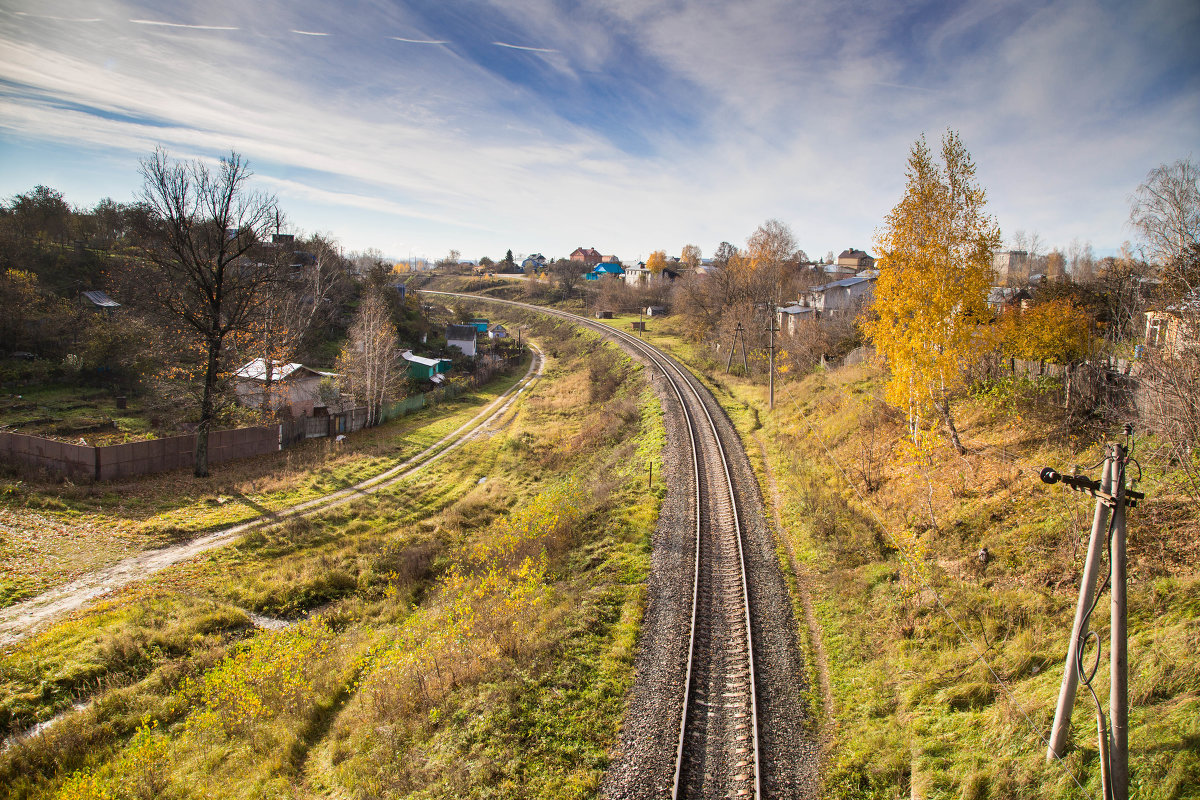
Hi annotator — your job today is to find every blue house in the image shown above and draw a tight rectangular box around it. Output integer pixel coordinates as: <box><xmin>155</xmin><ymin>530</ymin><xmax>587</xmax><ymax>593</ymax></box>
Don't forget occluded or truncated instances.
<box><xmin>469</xmin><ymin>318</ymin><xmax>490</xmax><ymax>333</ymax></box>
<box><xmin>585</xmin><ymin>262</ymin><xmax>625</xmax><ymax>281</ymax></box>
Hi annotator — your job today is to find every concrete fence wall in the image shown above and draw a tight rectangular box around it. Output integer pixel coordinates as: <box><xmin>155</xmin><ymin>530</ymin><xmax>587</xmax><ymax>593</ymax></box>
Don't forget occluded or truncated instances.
<box><xmin>1</xmin><ymin>425</ymin><xmax>284</xmax><ymax>482</ymax></box>
<box><xmin>2</xmin><ymin>354</ymin><xmax>528</xmax><ymax>482</ymax></box>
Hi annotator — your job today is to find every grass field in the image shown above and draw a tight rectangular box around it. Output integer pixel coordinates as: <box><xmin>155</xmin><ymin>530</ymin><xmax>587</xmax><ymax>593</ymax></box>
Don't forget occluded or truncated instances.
<box><xmin>0</xmin><ymin>365</ymin><xmax>531</xmax><ymax>609</ymax></box>
<box><xmin>0</xmin><ymin>316</ymin><xmax>662</xmax><ymax>800</ymax></box>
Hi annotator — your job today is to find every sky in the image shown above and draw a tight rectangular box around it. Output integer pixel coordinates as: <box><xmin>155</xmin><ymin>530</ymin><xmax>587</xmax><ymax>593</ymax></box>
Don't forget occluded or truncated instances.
<box><xmin>1</xmin><ymin>0</ymin><xmax>1198</xmax><ymax>264</ymax></box>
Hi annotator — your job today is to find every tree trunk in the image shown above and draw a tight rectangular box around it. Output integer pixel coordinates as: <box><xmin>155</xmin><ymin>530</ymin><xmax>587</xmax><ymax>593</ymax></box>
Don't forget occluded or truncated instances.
<box><xmin>936</xmin><ymin>398</ymin><xmax>966</xmax><ymax>455</ymax></box>
<box><xmin>195</xmin><ymin>336</ymin><xmax>222</xmax><ymax>477</ymax></box>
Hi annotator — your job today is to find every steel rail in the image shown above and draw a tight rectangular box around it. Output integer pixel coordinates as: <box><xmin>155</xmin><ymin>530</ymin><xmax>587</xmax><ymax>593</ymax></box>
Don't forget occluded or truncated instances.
<box><xmin>420</xmin><ymin>291</ymin><xmax>760</xmax><ymax>799</ymax></box>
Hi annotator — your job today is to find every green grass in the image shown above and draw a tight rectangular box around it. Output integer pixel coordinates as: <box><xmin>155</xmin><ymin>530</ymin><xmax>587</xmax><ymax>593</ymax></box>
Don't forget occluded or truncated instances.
<box><xmin>0</xmin><ymin>320</ymin><xmax>661</xmax><ymax>800</ymax></box>
<box><xmin>0</xmin><ymin>363</ymin><xmax>532</xmax><ymax>609</ymax></box>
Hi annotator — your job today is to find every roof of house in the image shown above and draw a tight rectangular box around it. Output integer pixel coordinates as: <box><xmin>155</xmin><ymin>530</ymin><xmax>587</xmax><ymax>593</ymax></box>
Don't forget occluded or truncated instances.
<box><xmin>594</xmin><ymin>262</ymin><xmax>625</xmax><ymax>274</ymax></box>
<box><xmin>838</xmin><ymin>248</ymin><xmax>873</xmax><ymax>260</ymax></box>
<box><xmin>987</xmin><ymin>287</ymin><xmax>1031</xmax><ymax>304</ymax></box>
<box><xmin>81</xmin><ymin>290</ymin><xmax>120</xmax><ymax>308</ymax></box>
<box><xmin>234</xmin><ymin>358</ymin><xmax>330</xmax><ymax>382</ymax></box>
<box><xmin>778</xmin><ymin>304</ymin><xmax>816</xmax><ymax>315</ymax></box>
<box><xmin>401</xmin><ymin>351</ymin><xmax>449</xmax><ymax>368</ymax></box>
<box><xmin>812</xmin><ymin>276</ymin><xmax>874</xmax><ymax>293</ymax></box>
<box><xmin>446</xmin><ymin>324</ymin><xmax>478</xmax><ymax>341</ymax></box>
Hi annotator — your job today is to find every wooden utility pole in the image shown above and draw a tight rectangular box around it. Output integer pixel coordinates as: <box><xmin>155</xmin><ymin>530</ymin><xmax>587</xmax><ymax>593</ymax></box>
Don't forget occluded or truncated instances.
<box><xmin>767</xmin><ymin>317</ymin><xmax>778</xmax><ymax>410</ymax></box>
<box><xmin>1109</xmin><ymin>447</ymin><xmax>1129</xmax><ymax>800</ymax></box>
<box><xmin>1042</xmin><ymin>445</ymin><xmax>1141</xmax><ymax>800</ymax></box>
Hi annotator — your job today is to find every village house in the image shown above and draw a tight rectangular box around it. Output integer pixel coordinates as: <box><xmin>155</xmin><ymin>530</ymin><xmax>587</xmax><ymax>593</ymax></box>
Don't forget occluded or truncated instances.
<box><xmin>487</xmin><ymin>324</ymin><xmax>509</xmax><ymax>340</ymax></box>
<box><xmin>1144</xmin><ymin>292</ymin><xmax>1200</xmax><ymax>356</ymax></box>
<box><xmin>585</xmin><ymin>262</ymin><xmax>625</xmax><ymax>280</ymax></box>
<box><xmin>570</xmin><ymin>247</ymin><xmax>603</xmax><ymax>266</ymax></box>
<box><xmin>401</xmin><ymin>350</ymin><xmax>452</xmax><ymax>384</ymax></box>
<box><xmin>446</xmin><ymin>324</ymin><xmax>478</xmax><ymax>357</ymax></box>
<box><xmin>835</xmin><ymin>248</ymin><xmax>875</xmax><ymax>273</ymax></box>
<box><xmin>987</xmin><ymin>286</ymin><xmax>1032</xmax><ymax>315</ymax></box>
<box><xmin>776</xmin><ymin>303</ymin><xmax>817</xmax><ymax>336</ymax></box>
<box><xmin>521</xmin><ymin>254</ymin><xmax>547</xmax><ymax>272</ymax></box>
<box><xmin>232</xmin><ymin>358</ymin><xmax>335</xmax><ymax>417</ymax></box>
<box><xmin>806</xmin><ymin>274</ymin><xmax>876</xmax><ymax>314</ymax></box>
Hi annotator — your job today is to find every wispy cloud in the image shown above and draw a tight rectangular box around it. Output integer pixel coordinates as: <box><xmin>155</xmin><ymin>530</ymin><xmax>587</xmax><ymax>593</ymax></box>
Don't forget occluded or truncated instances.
<box><xmin>128</xmin><ymin>19</ymin><xmax>238</xmax><ymax>31</ymax></box>
<box><xmin>13</xmin><ymin>12</ymin><xmax>102</xmax><ymax>23</ymax></box>
<box><xmin>0</xmin><ymin>0</ymin><xmax>1197</xmax><ymax>260</ymax></box>
<box><xmin>388</xmin><ymin>36</ymin><xmax>449</xmax><ymax>45</ymax></box>
<box><xmin>492</xmin><ymin>41</ymin><xmax>558</xmax><ymax>54</ymax></box>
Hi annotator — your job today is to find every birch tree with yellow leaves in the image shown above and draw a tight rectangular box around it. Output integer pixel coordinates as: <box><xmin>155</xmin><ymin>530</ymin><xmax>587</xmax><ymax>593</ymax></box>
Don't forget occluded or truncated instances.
<box><xmin>865</xmin><ymin>131</ymin><xmax>1000</xmax><ymax>454</ymax></box>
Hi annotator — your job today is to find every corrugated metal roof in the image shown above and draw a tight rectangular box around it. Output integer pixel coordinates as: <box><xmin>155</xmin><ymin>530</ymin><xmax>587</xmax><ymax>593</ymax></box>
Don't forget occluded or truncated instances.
<box><xmin>446</xmin><ymin>324</ymin><xmax>477</xmax><ymax>340</ymax></box>
<box><xmin>234</xmin><ymin>359</ymin><xmax>323</xmax><ymax>382</ymax></box>
<box><xmin>81</xmin><ymin>290</ymin><xmax>120</xmax><ymax>308</ymax></box>
<box><xmin>402</xmin><ymin>351</ymin><xmax>446</xmax><ymax>368</ymax></box>
<box><xmin>812</xmin><ymin>276</ymin><xmax>873</xmax><ymax>293</ymax></box>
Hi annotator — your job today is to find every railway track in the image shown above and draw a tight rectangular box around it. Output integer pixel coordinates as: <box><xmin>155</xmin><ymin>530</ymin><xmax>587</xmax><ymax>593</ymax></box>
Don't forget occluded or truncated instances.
<box><xmin>422</xmin><ymin>291</ymin><xmax>764</xmax><ymax>799</ymax></box>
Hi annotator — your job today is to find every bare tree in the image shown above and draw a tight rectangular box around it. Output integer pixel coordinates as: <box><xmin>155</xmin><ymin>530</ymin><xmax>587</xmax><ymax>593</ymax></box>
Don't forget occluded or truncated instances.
<box><xmin>239</xmin><ymin>233</ymin><xmax>347</xmax><ymax>417</ymax></box>
<box><xmin>1130</xmin><ymin>157</ymin><xmax>1200</xmax><ymax>269</ymax></box>
<box><xmin>1067</xmin><ymin>238</ymin><xmax>1095</xmax><ymax>282</ymax></box>
<box><xmin>336</xmin><ymin>294</ymin><xmax>400</xmax><ymax>426</ymax></box>
<box><xmin>137</xmin><ymin>148</ymin><xmax>279</xmax><ymax>477</ymax></box>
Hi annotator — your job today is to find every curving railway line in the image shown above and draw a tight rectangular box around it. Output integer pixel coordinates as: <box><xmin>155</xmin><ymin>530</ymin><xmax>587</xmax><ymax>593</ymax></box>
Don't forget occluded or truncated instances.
<box><xmin>423</xmin><ymin>291</ymin><xmax>817</xmax><ymax>799</ymax></box>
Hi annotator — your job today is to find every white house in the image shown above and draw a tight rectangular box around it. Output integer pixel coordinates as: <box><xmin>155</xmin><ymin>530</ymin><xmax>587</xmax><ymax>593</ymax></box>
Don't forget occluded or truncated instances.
<box><xmin>446</xmin><ymin>324</ymin><xmax>478</xmax><ymax>357</ymax></box>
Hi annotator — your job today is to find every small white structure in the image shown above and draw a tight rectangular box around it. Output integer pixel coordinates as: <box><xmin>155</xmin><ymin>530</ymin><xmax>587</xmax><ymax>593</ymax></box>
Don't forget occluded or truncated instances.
<box><xmin>776</xmin><ymin>304</ymin><xmax>817</xmax><ymax>336</ymax></box>
<box><xmin>446</xmin><ymin>324</ymin><xmax>478</xmax><ymax>357</ymax></box>
<box><xmin>233</xmin><ymin>359</ymin><xmax>334</xmax><ymax>417</ymax></box>
<box><xmin>487</xmin><ymin>324</ymin><xmax>509</xmax><ymax>340</ymax></box>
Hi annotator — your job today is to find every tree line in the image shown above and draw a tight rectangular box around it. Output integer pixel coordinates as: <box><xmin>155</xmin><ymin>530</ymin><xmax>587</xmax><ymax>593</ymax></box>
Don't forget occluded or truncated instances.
<box><xmin>1</xmin><ymin>150</ymin><xmax>438</xmax><ymax>476</ymax></box>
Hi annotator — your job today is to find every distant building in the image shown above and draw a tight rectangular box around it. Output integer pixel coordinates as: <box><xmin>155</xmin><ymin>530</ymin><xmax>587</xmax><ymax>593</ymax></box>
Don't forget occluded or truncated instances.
<box><xmin>487</xmin><ymin>324</ymin><xmax>509</xmax><ymax>340</ymax></box>
<box><xmin>446</xmin><ymin>324</ymin><xmax>478</xmax><ymax>357</ymax></box>
<box><xmin>987</xmin><ymin>286</ymin><xmax>1032</xmax><ymax>314</ymax></box>
<box><xmin>776</xmin><ymin>304</ymin><xmax>817</xmax><ymax>336</ymax></box>
<box><xmin>836</xmin><ymin>248</ymin><xmax>875</xmax><ymax>272</ymax></box>
<box><xmin>623</xmin><ymin>264</ymin><xmax>652</xmax><ymax>286</ymax></box>
<box><xmin>806</xmin><ymin>275</ymin><xmax>876</xmax><ymax>314</ymax></box>
<box><xmin>993</xmin><ymin>250</ymin><xmax>1032</xmax><ymax>287</ymax></box>
<box><xmin>570</xmin><ymin>247</ymin><xmax>603</xmax><ymax>266</ymax></box>
<box><xmin>586</xmin><ymin>262</ymin><xmax>625</xmax><ymax>281</ymax></box>
<box><xmin>521</xmin><ymin>254</ymin><xmax>547</xmax><ymax>271</ymax></box>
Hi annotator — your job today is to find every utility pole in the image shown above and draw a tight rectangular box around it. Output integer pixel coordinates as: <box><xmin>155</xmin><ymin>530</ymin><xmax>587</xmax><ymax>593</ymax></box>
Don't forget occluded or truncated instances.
<box><xmin>767</xmin><ymin>316</ymin><xmax>778</xmax><ymax>411</ymax></box>
<box><xmin>1042</xmin><ymin>440</ymin><xmax>1142</xmax><ymax>800</ymax></box>
<box><xmin>726</xmin><ymin>322</ymin><xmax>740</xmax><ymax>373</ymax></box>
<box><xmin>725</xmin><ymin>322</ymin><xmax>749</xmax><ymax>375</ymax></box>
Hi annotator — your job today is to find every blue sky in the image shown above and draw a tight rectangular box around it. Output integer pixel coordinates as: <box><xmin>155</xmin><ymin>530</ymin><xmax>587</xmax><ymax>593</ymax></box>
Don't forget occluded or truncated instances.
<box><xmin>1</xmin><ymin>0</ymin><xmax>1198</xmax><ymax>263</ymax></box>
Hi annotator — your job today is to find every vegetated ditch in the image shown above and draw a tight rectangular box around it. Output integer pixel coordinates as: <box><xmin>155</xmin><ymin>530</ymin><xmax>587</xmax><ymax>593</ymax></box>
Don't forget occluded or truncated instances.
<box><xmin>0</xmin><ymin>318</ymin><xmax>665</xmax><ymax>800</ymax></box>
